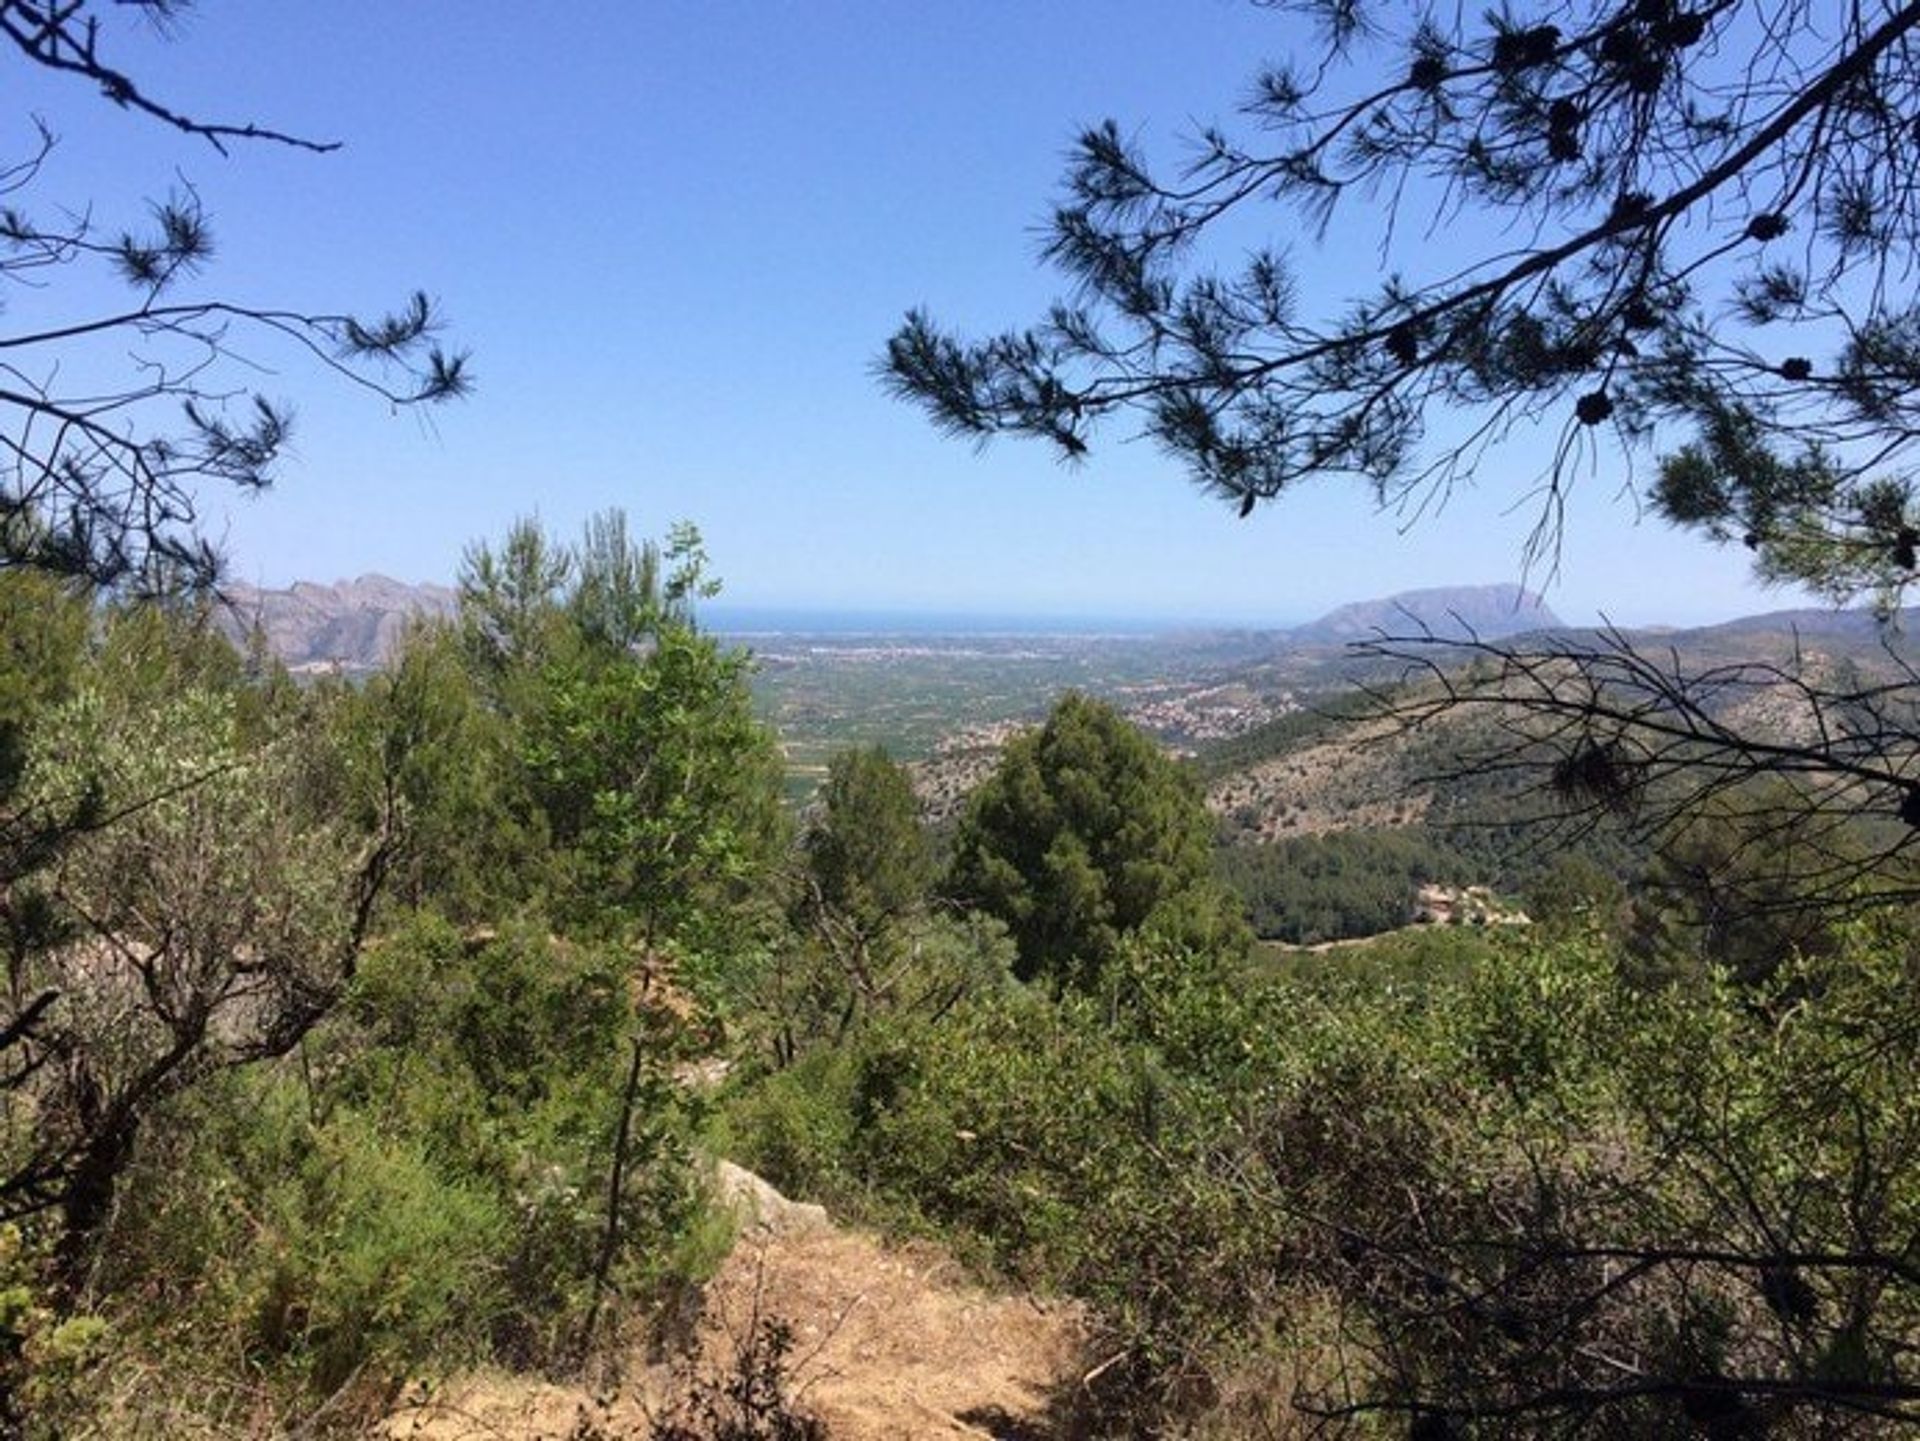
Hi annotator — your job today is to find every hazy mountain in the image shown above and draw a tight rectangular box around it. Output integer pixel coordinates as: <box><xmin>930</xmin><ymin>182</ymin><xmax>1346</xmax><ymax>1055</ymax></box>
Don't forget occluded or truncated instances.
<box><xmin>1284</xmin><ymin>583</ymin><xmax>1561</xmax><ymax>647</ymax></box>
<box><xmin>219</xmin><ymin>575</ymin><xmax>456</xmax><ymax>672</ymax></box>
<box><xmin>1682</xmin><ymin>604</ymin><xmax>1916</xmax><ymax>644</ymax></box>
<box><xmin>225</xmin><ymin>574</ymin><xmax>1914</xmax><ymax>686</ymax></box>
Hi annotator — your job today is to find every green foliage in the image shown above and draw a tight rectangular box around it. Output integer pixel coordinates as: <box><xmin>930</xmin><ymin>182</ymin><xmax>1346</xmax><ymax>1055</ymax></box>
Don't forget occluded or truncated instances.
<box><xmin>529</xmin><ymin>619</ymin><xmax>784</xmax><ymax>944</ymax></box>
<box><xmin>751</xmin><ymin>744</ymin><xmax>960</xmax><ymax>1059</ymax></box>
<box><xmin>0</xmin><ymin>1223</ymin><xmax>98</xmax><ymax>1435</ymax></box>
<box><xmin>731</xmin><ymin>975</ymin><xmax>1265</xmax><ymax>1310</ymax></box>
<box><xmin>0</xmin><ymin>572</ymin><xmax>96</xmax><ymax>977</ymax></box>
<box><xmin>1655</xmin><ymin>400</ymin><xmax>1919</xmax><ymax>620</ymax></box>
<box><xmin>85</xmin><ymin>914</ymin><xmax>708</xmax><ymax>1409</ymax></box>
<box><xmin>456</xmin><ymin>515</ymin><xmax>575</xmax><ymax>693</ymax></box>
<box><xmin>388</xmin><ymin>512</ymin><xmax>790</xmax><ymax>961</ymax></box>
<box><xmin>261</xmin><ymin>1103</ymin><xmax>510</xmax><ymax>1395</ymax></box>
<box><xmin>1317</xmin><ymin>929</ymin><xmax>1920</xmax><ymax>1435</ymax></box>
<box><xmin>1249</xmin><ymin>921</ymin><xmax>1497</xmax><ymax>996</ymax></box>
<box><xmin>948</xmin><ymin>693</ymin><xmax>1248</xmax><ymax>989</ymax></box>
<box><xmin>803</xmin><ymin>745</ymin><xmax>932</xmax><ymax>934</ymax></box>
<box><xmin>753</xmin><ymin>901</ymin><xmax>1017</xmax><ymax>1072</ymax></box>
<box><xmin>0</xmin><ymin>572</ymin><xmax>88</xmax><ymax>804</ymax></box>
<box><xmin>726</xmin><ymin>954</ymin><xmax>1295</xmax><ymax>1430</ymax></box>
<box><xmin>92</xmin><ymin>1071</ymin><xmax>515</xmax><ymax>1402</ymax></box>
<box><xmin>1626</xmin><ymin>786</ymin><xmax>1863</xmax><ymax>988</ymax></box>
<box><xmin>12</xmin><ymin>492</ymin><xmax>1914</xmax><ymax>1441</ymax></box>
<box><xmin>725</xmin><ymin>905</ymin><xmax>1920</xmax><ymax>1434</ymax></box>
<box><xmin>345</xmin><ymin>618</ymin><xmax>549</xmax><ymax>919</ymax></box>
<box><xmin>569</xmin><ymin>509</ymin><xmax>671</xmax><ymax>655</ymax></box>
<box><xmin>1522</xmin><ymin>850</ymin><xmax>1629</xmax><ymax>943</ymax></box>
<box><xmin>0</xmin><ymin>511</ymin><xmax>790</xmax><ymax>1427</ymax></box>
<box><xmin>3</xmin><ymin>603</ymin><xmax>372</xmax><ymax>1265</ymax></box>
<box><xmin>1216</xmin><ymin>828</ymin><xmax>1472</xmax><ymax>943</ymax></box>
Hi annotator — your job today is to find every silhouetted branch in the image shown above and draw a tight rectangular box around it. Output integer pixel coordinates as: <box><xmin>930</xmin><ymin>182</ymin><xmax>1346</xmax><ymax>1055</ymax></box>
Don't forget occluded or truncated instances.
<box><xmin>0</xmin><ymin>3</ymin><xmax>470</xmax><ymax>593</ymax></box>
<box><xmin>0</xmin><ymin>1</ymin><xmax>339</xmax><ymax>155</ymax></box>
<box><xmin>886</xmin><ymin>0</ymin><xmax>1920</xmax><ymax>592</ymax></box>
<box><xmin>1350</xmin><ymin>620</ymin><xmax>1920</xmax><ymax>911</ymax></box>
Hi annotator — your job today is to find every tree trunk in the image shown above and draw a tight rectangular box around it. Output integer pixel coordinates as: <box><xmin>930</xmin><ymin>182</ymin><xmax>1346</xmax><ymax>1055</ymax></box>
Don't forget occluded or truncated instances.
<box><xmin>577</xmin><ymin>1032</ymin><xmax>647</xmax><ymax>1360</ymax></box>
<box><xmin>55</xmin><ymin>1117</ymin><xmax>137</xmax><ymax>1292</ymax></box>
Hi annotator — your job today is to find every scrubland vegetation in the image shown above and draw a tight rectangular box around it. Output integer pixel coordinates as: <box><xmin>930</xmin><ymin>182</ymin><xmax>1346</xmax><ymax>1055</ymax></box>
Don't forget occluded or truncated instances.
<box><xmin>3</xmin><ymin>517</ymin><xmax>1916</xmax><ymax>1436</ymax></box>
<box><xmin>1</xmin><ymin>518</ymin><xmax>778</xmax><ymax>1433</ymax></box>
<box><xmin>6</xmin><ymin>0</ymin><xmax>1920</xmax><ymax>1432</ymax></box>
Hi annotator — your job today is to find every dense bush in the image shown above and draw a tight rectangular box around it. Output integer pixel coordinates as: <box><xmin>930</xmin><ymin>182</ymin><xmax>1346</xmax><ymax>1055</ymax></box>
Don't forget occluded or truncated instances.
<box><xmin>725</xmin><ymin>916</ymin><xmax>1920</xmax><ymax>1435</ymax></box>
<box><xmin>0</xmin><ymin>515</ymin><xmax>783</xmax><ymax>1431</ymax></box>
<box><xmin>52</xmin><ymin>914</ymin><xmax>712</xmax><ymax>1423</ymax></box>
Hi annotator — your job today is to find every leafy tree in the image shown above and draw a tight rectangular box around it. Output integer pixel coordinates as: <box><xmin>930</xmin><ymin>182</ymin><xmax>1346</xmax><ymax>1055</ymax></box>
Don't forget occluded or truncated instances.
<box><xmin>0</xmin><ymin>0</ymin><xmax>468</xmax><ymax>592</ymax></box>
<box><xmin>777</xmin><ymin>746</ymin><xmax>940</xmax><ymax>1045</ymax></box>
<box><xmin>753</xmin><ymin>748</ymin><xmax>1016</xmax><ymax>1064</ymax></box>
<box><xmin>802</xmin><ymin>745</ymin><xmax>933</xmax><ymax>943</ymax></box>
<box><xmin>884</xmin><ymin>0</ymin><xmax>1920</xmax><ymax>595</ymax></box>
<box><xmin>1522</xmin><ymin>848</ymin><xmax>1629</xmax><ymax>942</ymax></box>
<box><xmin>949</xmin><ymin>693</ymin><xmax>1247</xmax><ymax>989</ymax></box>
<box><xmin>571</xmin><ymin>512</ymin><xmax>718</xmax><ymax>653</ymax></box>
<box><xmin>457</xmin><ymin>517</ymin><xmax>575</xmax><ymax>698</ymax></box>
<box><xmin>1623</xmin><ymin>784</ymin><xmax>1862</xmax><ymax>987</ymax></box>
<box><xmin>529</xmin><ymin>617</ymin><xmax>785</xmax><ymax>947</ymax></box>
<box><xmin>0</xmin><ymin>573</ymin><xmax>86</xmax><ymax>798</ymax></box>
<box><xmin>418</xmin><ymin>512</ymin><xmax>789</xmax><ymax>951</ymax></box>
<box><xmin>347</xmin><ymin>617</ymin><xmax>548</xmax><ymax>920</ymax></box>
<box><xmin>0</xmin><ymin>572</ymin><xmax>91</xmax><ymax>909</ymax></box>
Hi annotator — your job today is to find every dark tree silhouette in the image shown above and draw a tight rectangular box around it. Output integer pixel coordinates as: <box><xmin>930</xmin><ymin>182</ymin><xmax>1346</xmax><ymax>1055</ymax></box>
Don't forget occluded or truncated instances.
<box><xmin>0</xmin><ymin>0</ymin><xmax>468</xmax><ymax>593</ymax></box>
<box><xmin>884</xmin><ymin>0</ymin><xmax>1920</xmax><ymax>594</ymax></box>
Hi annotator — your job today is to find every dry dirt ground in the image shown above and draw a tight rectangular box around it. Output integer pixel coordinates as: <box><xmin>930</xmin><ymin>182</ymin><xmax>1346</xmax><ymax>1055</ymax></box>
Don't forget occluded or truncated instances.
<box><xmin>379</xmin><ymin>1164</ymin><xmax>1087</xmax><ymax>1441</ymax></box>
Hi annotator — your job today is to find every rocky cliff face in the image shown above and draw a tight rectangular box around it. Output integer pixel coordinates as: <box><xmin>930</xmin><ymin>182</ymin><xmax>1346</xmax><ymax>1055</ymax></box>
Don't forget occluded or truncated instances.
<box><xmin>219</xmin><ymin>575</ymin><xmax>457</xmax><ymax>672</ymax></box>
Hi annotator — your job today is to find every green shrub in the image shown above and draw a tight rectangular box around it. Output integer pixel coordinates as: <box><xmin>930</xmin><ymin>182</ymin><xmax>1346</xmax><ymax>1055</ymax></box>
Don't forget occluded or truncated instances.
<box><xmin>717</xmin><ymin>1050</ymin><xmax>862</xmax><ymax>1206</ymax></box>
<box><xmin>76</xmin><ymin>912</ymin><xmax>711</xmax><ymax>1420</ymax></box>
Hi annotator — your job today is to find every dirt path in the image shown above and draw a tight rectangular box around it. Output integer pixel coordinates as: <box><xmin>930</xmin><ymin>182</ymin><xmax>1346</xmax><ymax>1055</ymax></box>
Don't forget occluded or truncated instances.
<box><xmin>380</xmin><ymin>1164</ymin><xmax>1086</xmax><ymax>1441</ymax></box>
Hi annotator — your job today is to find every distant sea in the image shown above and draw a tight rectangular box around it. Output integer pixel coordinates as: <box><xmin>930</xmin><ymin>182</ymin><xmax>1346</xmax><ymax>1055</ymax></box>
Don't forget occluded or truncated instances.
<box><xmin>704</xmin><ymin>605</ymin><xmax>1241</xmax><ymax>638</ymax></box>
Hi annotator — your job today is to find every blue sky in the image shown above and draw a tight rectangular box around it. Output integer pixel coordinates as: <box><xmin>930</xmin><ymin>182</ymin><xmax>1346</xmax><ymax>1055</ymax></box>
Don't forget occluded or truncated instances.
<box><xmin>7</xmin><ymin>2</ymin><xmax>1804</xmax><ymax>626</ymax></box>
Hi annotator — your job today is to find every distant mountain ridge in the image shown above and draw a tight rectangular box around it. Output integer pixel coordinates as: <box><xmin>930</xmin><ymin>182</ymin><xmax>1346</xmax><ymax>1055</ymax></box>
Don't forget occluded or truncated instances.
<box><xmin>219</xmin><ymin>575</ymin><xmax>455</xmax><ymax>672</ymax></box>
<box><xmin>220</xmin><ymin>572</ymin><xmax>1904</xmax><ymax>677</ymax></box>
<box><xmin>1285</xmin><ymin>583</ymin><xmax>1560</xmax><ymax>646</ymax></box>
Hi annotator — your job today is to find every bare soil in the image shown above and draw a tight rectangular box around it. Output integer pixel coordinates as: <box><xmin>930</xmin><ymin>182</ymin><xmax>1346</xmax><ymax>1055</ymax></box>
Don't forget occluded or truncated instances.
<box><xmin>379</xmin><ymin>1168</ymin><xmax>1086</xmax><ymax>1441</ymax></box>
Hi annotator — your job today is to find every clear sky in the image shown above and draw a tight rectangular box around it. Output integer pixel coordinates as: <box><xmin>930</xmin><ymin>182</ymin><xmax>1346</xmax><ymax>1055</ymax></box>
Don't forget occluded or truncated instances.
<box><xmin>6</xmin><ymin>2</ymin><xmax>1813</xmax><ymax>627</ymax></box>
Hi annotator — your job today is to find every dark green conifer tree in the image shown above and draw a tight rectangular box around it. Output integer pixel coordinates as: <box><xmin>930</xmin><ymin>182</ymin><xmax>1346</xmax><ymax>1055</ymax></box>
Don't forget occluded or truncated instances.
<box><xmin>949</xmin><ymin>693</ymin><xmax>1247</xmax><ymax>989</ymax></box>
